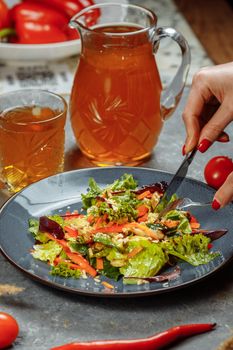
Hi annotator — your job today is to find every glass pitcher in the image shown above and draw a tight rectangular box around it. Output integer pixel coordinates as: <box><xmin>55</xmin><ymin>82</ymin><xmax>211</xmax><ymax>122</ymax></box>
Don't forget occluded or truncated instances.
<box><xmin>70</xmin><ymin>3</ymin><xmax>190</xmax><ymax>166</ymax></box>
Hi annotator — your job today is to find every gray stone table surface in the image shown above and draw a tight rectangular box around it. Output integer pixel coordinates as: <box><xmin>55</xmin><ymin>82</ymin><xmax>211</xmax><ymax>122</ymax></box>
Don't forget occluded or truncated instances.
<box><xmin>1</xmin><ymin>87</ymin><xmax>233</xmax><ymax>350</ymax></box>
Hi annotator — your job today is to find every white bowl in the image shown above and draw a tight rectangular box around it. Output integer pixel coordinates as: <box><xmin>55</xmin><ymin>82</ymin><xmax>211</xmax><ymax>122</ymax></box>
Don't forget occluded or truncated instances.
<box><xmin>1</xmin><ymin>0</ymin><xmax>127</xmax><ymax>62</ymax></box>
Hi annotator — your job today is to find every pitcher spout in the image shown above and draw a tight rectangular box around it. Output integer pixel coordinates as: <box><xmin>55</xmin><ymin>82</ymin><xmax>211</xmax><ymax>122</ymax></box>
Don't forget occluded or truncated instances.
<box><xmin>69</xmin><ymin>3</ymin><xmax>101</xmax><ymax>32</ymax></box>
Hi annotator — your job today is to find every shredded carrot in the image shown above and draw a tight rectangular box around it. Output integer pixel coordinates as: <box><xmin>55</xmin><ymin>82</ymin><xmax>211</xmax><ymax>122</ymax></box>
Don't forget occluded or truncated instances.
<box><xmin>124</xmin><ymin>222</ymin><xmax>163</xmax><ymax>240</ymax></box>
<box><xmin>137</xmin><ymin>190</ymin><xmax>152</xmax><ymax>200</ymax></box>
<box><xmin>190</xmin><ymin>222</ymin><xmax>201</xmax><ymax>229</ymax></box>
<box><xmin>93</xmin><ymin>216</ymin><xmax>104</xmax><ymax>229</ymax></box>
<box><xmin>137</xmin><ymin>204</ymin><xmax>148</xmax><ymax>217</ymax></box>
<box><xmin>137</xmin><ymin>213</ymin><xmax>149</xmax><ymax>223</ymax></box>
<box><xmin>101</xmin><ymin>281</ymin><xmax>114</xmax><ymax>289</ymax></box>
<box><xmin>64</xmin><ymin>226</ymin><xmax>79</xmax><ymax>238</ymax></box>
<box><xmin>127</xmin><ymin>246</ymin><xmax>143</xmax><ymax>258</ymax></box>
<box><xmin>163</xmin><ymin>220</ymin><xmax>180</xmax><ymax>228</ymax></box>
<box><xmin>87</xmin><ymin>215</ymin><xmax>95</xmax><ymax>223</ymax></box>
<box><xmin>91</xmin><ymin>224</ymin><xmax>126</xmax><ymax>234</ymax></box>
<box><xmin>96</xmin><ymin>258</ymin><xmax>104</xmax><ymax>270</ymax></box>
<box><xmin>66</xmin><ymin>252</ymin><xmax>97</xmax><ymax>277</ymax></box>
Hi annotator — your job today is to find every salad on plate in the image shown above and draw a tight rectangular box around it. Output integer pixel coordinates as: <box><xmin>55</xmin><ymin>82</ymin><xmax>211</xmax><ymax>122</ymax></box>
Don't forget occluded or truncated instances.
<box><xmin>28</xmin><ymin>174</ymin><xmax>223</xmax><ymax>287</ymax></box>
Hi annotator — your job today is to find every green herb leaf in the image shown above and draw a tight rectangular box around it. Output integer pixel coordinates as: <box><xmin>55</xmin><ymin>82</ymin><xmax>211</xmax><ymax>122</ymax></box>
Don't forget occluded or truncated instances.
<box><xmin>81</xmin><ymin>178</ymin><xmax>102</xmax><ymax>209</ymax></box>
<box><xmin>69</xmin><ymin>242</ymin><xmax>88</xmax><ymax>256</ymax></box>
<box><xmin>99</xmin><ymin>259</ymin><xmax>121</xmax><ymax>281</ymax></box>
<box><xmin>51</xmin><ymin>263</ymin><xmax>82</xmax><ymax>279</ymax></box>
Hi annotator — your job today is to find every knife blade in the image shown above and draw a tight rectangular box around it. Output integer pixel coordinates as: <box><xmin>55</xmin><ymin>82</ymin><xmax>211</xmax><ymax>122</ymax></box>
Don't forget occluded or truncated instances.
<box><xmin>163</xmin><ymin>148</ymin><xmax>197</xmax><ymax>201</ymax></box>
<box><xmin>157</xmin><ymin>148</ymin><xmax>197</xmax><ymax>218</ymax></box>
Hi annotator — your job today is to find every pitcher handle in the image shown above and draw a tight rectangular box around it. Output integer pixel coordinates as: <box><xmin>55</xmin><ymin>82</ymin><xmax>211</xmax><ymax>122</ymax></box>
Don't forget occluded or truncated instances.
<box><xmin>152</xmin><ymin>27</ymin><xmax>191</xmax><ymax>120</ymax></box>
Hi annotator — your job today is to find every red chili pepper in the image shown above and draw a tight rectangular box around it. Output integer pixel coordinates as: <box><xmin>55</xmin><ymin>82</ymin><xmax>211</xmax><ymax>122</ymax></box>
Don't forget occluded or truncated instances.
<box><xmin>50</xmin><ymin>323</ymin><xmax>216</xmax><ymax>350</ymax></box>
<box><xmin>0</xmin><ymin>0</ymin><xmax>10</xmax><ymax>29</ymax></box>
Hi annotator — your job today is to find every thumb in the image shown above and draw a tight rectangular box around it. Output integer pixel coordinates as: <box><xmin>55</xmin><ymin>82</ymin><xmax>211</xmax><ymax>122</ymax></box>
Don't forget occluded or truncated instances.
<box><xmin>212</xmin><ymin>171</ymin><xmax>233</xmax><ymax>209</ymax></box>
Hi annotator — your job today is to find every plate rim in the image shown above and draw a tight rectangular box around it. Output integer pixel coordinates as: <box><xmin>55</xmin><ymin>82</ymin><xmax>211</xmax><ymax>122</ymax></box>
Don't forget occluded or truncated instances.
<box><xmin>0</xmin><ymin>166</ymin><xmax>232</xmax><ymax>298</ymax></box>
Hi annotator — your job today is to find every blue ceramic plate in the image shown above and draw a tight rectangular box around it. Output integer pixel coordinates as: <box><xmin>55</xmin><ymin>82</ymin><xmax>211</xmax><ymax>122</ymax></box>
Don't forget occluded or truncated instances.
<box><xmin>0</xmin><ymin>167</ymin><xmax>233</xmax><ymax>297</ymax></box>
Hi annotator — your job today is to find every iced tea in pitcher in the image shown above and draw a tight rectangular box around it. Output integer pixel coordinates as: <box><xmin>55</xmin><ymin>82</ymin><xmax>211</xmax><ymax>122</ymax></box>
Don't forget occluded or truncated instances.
<box><xmin>70</xmin><ymin>24</ymin><xmax>162</xmax><ymax>166</ymax></box>
<box><xmin>70</xmin><ymin>3</ymin><xmax>190</xmax><ymax>166</ymax></box>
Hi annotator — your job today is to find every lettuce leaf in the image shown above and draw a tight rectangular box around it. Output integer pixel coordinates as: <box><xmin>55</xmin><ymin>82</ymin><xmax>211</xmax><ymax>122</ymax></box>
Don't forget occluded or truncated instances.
<box><xmin>120</xmin><ymin>239</ymin><xmax>168</xmax><ymax>278</ymax></box>
<box><xmin>28</xmin><ymin>218</ymin><xmax>49</xmax><ymax>243</ymax></box>
<box><xmin>32</xmin><ymin>241</ymin><xmax>62</xmax><ymax>264</ymax></box>
<box><xmin>50</xmin><ymin>263</ymin><xmax>82</xmax><ymax>278</ymax></box>
<box><xmin>107</xmin><ymin>173</ymin><xmax>138</xmax><ymax>191</ymax></box>
<box><xmin>82</xmin><ymin>177</ymin><xmax>102</xmax><ymax>209</ymax></box>
<box><xmin>82</xmin><ymin>174</ymin><xmax>137</xmax><ymax>210</ymax></box>
<box><xmin>106</xmin><ymin>248</ymin><xmax>127</xmax><ymax>267</ymax></box>
<box><xmin>162</xmin><ymin>233</ymin><xmax>220</xmax><ymax>266</ymax></box>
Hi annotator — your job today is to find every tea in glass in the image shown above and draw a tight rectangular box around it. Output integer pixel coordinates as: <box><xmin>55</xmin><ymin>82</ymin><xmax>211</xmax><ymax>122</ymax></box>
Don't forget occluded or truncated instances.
<box><xmin>0</xmin><ymin>90</ymin><xmax>67</xmax><ymax>193</ymax></box>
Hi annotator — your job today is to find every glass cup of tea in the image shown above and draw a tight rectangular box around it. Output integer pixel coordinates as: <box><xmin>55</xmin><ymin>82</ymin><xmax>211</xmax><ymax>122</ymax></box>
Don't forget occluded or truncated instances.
<box><xmin>0</xmin><ymin>89</ymin><xmax>67</xmax><ymax>193</ymax></box>
<box><xmin>69</xmin><ymin>3</ymin><xmax>190</xmax><ymax>166</ymax></box>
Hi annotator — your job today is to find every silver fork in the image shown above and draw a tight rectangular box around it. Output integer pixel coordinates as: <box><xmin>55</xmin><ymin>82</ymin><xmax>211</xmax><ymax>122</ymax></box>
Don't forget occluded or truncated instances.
<box><xmin>175</xmin><ymin>197</ymin><xmax>211</xmax><ymax>210</ymax></box>
<box><xmin>158</xmin><ymin>197</ymin><xmax>211</xmax><ymax>218</ymax></box>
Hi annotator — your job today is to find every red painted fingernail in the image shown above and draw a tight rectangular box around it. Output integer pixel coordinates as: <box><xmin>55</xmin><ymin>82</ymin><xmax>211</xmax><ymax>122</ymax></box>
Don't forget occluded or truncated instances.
<box><xmin>212</xmin><ymin>199</ymin><xmax>221</xmax><ymax>210</ymax></box>
<box><xmin>182</xmin><ymin>145</ymin><xmax>186</xmax><ymax>156</ymax></box>
<box><xmin>198</xmin><ymin>139</ymin><xmax>212</xmax><ymax>153</ymax></box>
<box><xmin>217</xmin><ymin>132</ymin><xmax>230</xmax><ymax>143</ymax></box>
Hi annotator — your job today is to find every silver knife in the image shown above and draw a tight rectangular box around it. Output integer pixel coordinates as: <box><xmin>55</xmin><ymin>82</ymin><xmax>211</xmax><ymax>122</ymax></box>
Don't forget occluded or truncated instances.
<box><xmin>164</xmin><ymin>148</ymin><xmax>197</xmax><ymax>200</ymax></box>
<box><xmin>158</xmin><ymin>149</ymin><xmax>197</xmax><ymax>218</ymax></box>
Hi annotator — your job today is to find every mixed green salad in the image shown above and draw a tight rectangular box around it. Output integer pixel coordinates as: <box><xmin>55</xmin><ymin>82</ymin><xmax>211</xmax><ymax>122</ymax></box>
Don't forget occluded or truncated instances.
<box><xmin>28</xmin><ymin>174</ymin><xmax>221</xmax><ymax>286</ymax></box>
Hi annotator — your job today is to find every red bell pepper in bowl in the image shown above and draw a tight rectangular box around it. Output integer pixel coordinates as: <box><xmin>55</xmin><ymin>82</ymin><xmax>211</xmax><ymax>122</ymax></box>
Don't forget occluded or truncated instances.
<box><xmin>10</xmin><ymin>2</ymin><xmax>70</xmax><ymax>44</ymax></box>
<box><xmin>1</xmin><ymin>0</ymin><xmax>100</xmax><ymax>45</ymax></box>
<box><xmin>10</xmin><ymin>2</ymin><xmax>69</xmax><ymax>29</ymax></box>
<box><xmin>16</xmin><ymin>22</ymin><xmax>68</xmax><ymax>44</ymax></box>
<box><xmin>0</xmin><ymin>0</ymin><xmax>9</xmax><ymax>29</ymax></box>
<box><xmin>0</xmin><ymin>0</ymin><xmax>16</xmax><ymax>42</ymax></box>
<box><xmin>23</xmin><ymin>0</ymin><xmax>88</xmax><ymax>18</ymax></box>
<box><xmin>22</xmin><ymin>0</ymin><xmax>101</xmax><ymax>27</ymax></box>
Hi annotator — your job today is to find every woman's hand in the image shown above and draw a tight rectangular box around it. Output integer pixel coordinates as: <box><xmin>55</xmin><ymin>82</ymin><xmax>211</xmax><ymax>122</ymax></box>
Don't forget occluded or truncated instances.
<box><xmin>182</xmin><ymin>62</ymin><xmax>233</xmax><ymax>209</ymax></box>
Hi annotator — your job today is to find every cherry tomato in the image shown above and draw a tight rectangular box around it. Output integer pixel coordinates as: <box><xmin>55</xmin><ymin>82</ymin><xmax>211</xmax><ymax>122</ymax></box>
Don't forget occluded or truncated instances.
<box><xmin>204</xmin><ymin>156</ymin><xmax>233</xmax><ymax>189</ymax></box>
<box><xmin>0</xmin><ymin>312</ymin><xmax>19</xmax><ymax>349</ymax></box>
